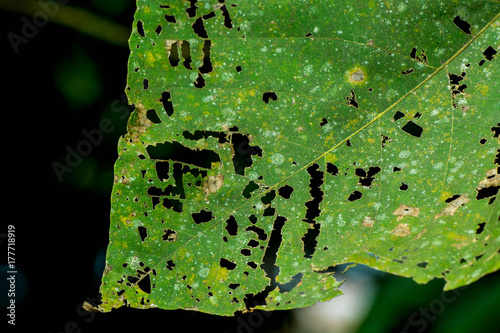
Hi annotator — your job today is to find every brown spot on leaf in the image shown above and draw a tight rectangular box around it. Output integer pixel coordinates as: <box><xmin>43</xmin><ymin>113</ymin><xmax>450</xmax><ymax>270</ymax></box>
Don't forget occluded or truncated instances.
<box><xmin>362</xmin><ymin>216</ymin><xmax>375</xmax><ymax>227</ymax></box>
<box><xmin>203</xmin><ymin>174</ymin><xmax>224</xmax><ymax>199</ymax></box>
<box><xmin>393</xmin><ymin>204</ymin><xmax>420</xmax><ymax>221</ymax></box>
<box><xmin>434</xmin><ymin>194</ymin><xmax>469</xmax><ymax>219</ymax></box>
<box><xmin>391</xmin><ymin>223</ymin><xmax>410</xmax><ymax>237</ymax></box>
<box><xmin>350</xmin><ymin>70</ymin><xmax>364</xmax><ymax>82</ymax></box>
<box><xmin>347</xmin><ymin>67</ymin><xmax>366</xmax><ymax>85</ymax></box>
<box><xmin>103</xmin><ymin>264</ymin><xmax>112</xmax><ymax>275</ymax></box>
<box><xmin>477</xmin><ymin>168</ymin><xmax>499</xmax><ymax>190</ymax></box>
<box><xmin>127</xmin><ymin>103</ymin><xmax>153</xmax><ymax>143</ymax></box>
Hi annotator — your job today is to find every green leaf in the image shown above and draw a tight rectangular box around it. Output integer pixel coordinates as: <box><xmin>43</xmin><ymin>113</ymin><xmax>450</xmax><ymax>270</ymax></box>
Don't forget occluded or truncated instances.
<box><xmin>97</xmin><ymin>0</ymin><xmax>500</xmax><ymax>315</ymax></box>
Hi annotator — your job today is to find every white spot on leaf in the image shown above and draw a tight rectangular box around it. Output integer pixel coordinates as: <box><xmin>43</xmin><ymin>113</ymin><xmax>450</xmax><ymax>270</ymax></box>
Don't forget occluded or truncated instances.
<box><xmin>271</xmin><ymin>153</ymin><xmax>284</xmax><ymax>165</ymax></box>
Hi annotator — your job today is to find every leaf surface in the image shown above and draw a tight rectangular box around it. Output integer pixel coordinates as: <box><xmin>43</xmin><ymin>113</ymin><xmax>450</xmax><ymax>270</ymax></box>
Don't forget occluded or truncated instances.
<box><xmin>98</xmin><ymin>0</ymin><xmax>500</xmax><ymax>315</ymax></box>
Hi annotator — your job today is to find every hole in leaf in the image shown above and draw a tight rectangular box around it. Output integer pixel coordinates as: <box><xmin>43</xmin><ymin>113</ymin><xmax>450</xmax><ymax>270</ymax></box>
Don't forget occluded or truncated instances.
<box><xmin>453</xmin><ymin>16</ymin><xmax>472</xmax><ymax>34</ymax></box>
<box><xmin>348</xmin><ymin>190</ymin><xmax>363</xmax><ymax>201</ymax></box>
<box><xmin>263</xmin><ymin>207</ymin><xmax>275</xmax><ymax>216</ymax></box>
<box><xmin>166</xmin><ymin>260</ymin><xmax>175</xmax><ymax>271</ymax></box>
<box><xmin>476</xmin><ymin>184</ymin><xmax>499</xmax><ymax>200</ymax></box>
<box><xmin>220</xmin><ymin>258</ymin><xmax>237</xmax><ymax>270</ymax></box>
<box><xmin>147</xmin><ymin>141</ymin><xmax>220</xmax><ymax>169</ymax></box>
<box><xmin>261</xmin><ymin>216</ymin><xmax>286</xmax><ymax>280</ymax></box>
<box><xmin>381</xmin><ymin>135</ymin><xmax>393</xmax><ymax>147</ymax></box>
<box><xmin>231</xmin><ymin>133</ymin><xmax>262</xmax><ymax>176</ymax></box>
<box><xmin>229</xmin><ymin>283</ymin><xmax>240</xmax><ymax>290</ymax></box>
<box><xmin>137</xmin><ymin>20</ymin><xmax>145</xmax><ymax>37</ymax></box>
<box><xmin>143</xmin><ymin>79</ymin><xmax>149</xmax><ymax>90</ymax></box>
<box><xmin>392</xmin><ymin>111</ymin><xmax>405</xmax><ymax>122</ymax></box>
<box><xmin>236</xmin><ymin>65</ymin><xmax>242</xmax><ymax>72</ymax></box>
<box><xmin>476</xmin><ymin>222</ymin><xmax>486</xmax><ymax>235</ymax></box>
<box><xmin>279</xmin><ymin>272</ymin><xmax>304</xmax><ymax>293</ymax></box>
<box><xmin>491</xmin><ymin>124</ymin><xmax>500</xmax><ymax>138</ymax></box>
<box><xmin>192</xmin><ymin>210</ymin><xmax>214</xmax><ymax>224</ymax></box>
<box><xmin>247</xmin><ymin>262</ymin><xmax>257</xmax><ymax>269</ymax></box>
<box><xmin>242</xmin><ymin>181</ymin><xmax>259</xmax><ymax>199</ymax></box>
<box><xmin>401</xmin><ymin>121</ymin><xmax>423</xmax><ymax>137</ymax></box>
<box><xmin>155</xmin><ymin>25</ymin><xmax>163</xmax><ymax>35</ymax></box>
<box><xmin>400</xmin><ymin>183</ymin><xmax>409</xmax><ymax>191</ymax></box>
<box><xmin>302</xmin><ymin>164</ymin><xmax>324</xmax><ymax>258</ymax></box>
<box><xmin>181</xmin><ymin>40</ymin><xmax>192</xmax><ymax>69</ymax></box>
<box><xmin>263</xmin><ymin>92</ymin><xmax>278</xmax><ymax>103</ymax></box>
<box><xmin>449</xmin><ymin>73</ymin><xmax>465</xmax><ymax>85</ymax></box>
<box><xmin>247</xmin><ymin>239</ymin><xmax>259</xmax><ymax>247</ymax></box>
<box><xmin>219</xmin><ymin>4</ymin><xmax>233</xmax><ymax>29</ymax></box>
<box><xmin>445</xmin><ymin>194</ymin><xmax>462</xmax><ymax>203</ymax></box>
<box><xmin>199</xmin><ymin>40</ymin><xmax>213</xmax><ymax>73</ymax></box>
<box><xmin>345</xmin><ymin>90</ymin><xmax>359</xmax><ymax>108</ymax></box>
<box><xmin>410</xmin><ymin>47</ymin><xmax>417</xmax><ymax>59</ymax></box>
<box><xmin>163</xmin><ymin>198</ymin><xmax>183</xmax><ymax>212</ymax></box>
<box><xmin>192</xmin><ymin>17</ymin><xmax>208</xmax><ymax>38</ymax></box>
<box><xmin>246</xmin><ymin>225</ymin><xmax>267</xmax><ymax>240</ymax></box>
<box><xmin>185</xmin><ymin>0</ymin><xmax>197</xmax><ymax>17</ymax></box>
<box><xmin>164</xmin><ymin>14</ymin><xmax>176</xmax><ymax>23</ymax></box>
<box><xmin>355</xmin><ymin>166</ymin><xmax>381</xmax><ymax>187</ymax></box>
<box><xmin>261</xmin><ymin>190</ymin><xmax>276</xmax><ymax>205</ymax></box>
<box><xmin>320</xmin><ymin>118</ymin><xmax>328</xmax><ymax>126</ymax></box>
<box><xmin>194</xmin><ymin>73</ymin><xmax>206</xmax><ymax>88</ymax></box>
<box><xmin>160</xmin><ymin>91</ymin><xmax>174</xmax><ymax>117</ymax></box>
<box><xmin>138</xmin><ymin>226</ymin><xmax>148</xmax><ymax>242</ymax></box>
<box><xmin>146</xmin><ymin>109</ymin><xmax>161</xmax><ymax>124</ymax></box>
<box><xmin>303</xmin><ymin>164</ymin><xmax>324</xmax><ymax>222</ymax></box>
<box><xmin>127</xmin><ymin>276</ymin><xmax>139</xmax><ymax>284</ymax></box>
<box><xmin>326</xmin><ymin>162</ymin><xmax>339</xmax><ymax>176</ymax></box>
<box><xmin>482</xmin><ymin>46</ymin><xmax>497</xmax><ymax>62</ymax></box>
<box><xmin>162</xmin><ymin>229</ymin><xmax>177</xmax><ymax>242</ymax></box>
<box><xmin>202</xmin><ymin>11</ymin><xmax>216</xmax><ymax>20</ymax></box>
<box><xmin>225</xmin><ymin>215</ymin><xmax>238</xmax><ymax>236</ymax></box>
<box><xmin>137</xmin><ymin>274</ymin><xmax>151</xmax><ymax>294</ymax></box>
<box><xmin>278</xmin><ymin>185</ymin><xmax>294</xmax><ymax>199</ymax></box>
<box><xmin>183</xmin><ymin>129</ymin><xmax>228</xmax><ymax>143</ymax></box>
<box><xmin>168</xmin><ymin>42</ymin><xmax>180</xmax><ymax>67</ymax></box>
<box><xmin>241</xmin><ymin>249</ymin><xmax>251</xmax><ymax>256</ymax></box>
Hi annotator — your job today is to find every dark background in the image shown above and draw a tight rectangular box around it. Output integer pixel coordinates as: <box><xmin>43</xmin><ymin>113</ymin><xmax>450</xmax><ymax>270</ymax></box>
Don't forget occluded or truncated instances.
<box><xmin>1</xmin><ymin>1</ymin><xmax>499</xmax><ymax>332</ymax></box>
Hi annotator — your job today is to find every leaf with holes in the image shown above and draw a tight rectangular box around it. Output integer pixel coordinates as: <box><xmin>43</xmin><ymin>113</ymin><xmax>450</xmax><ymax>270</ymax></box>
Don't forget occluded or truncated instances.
<box><xmin>96</xmin><ymin>0</ymin><xmax>500</xmax><ymax>315</ymax></box>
